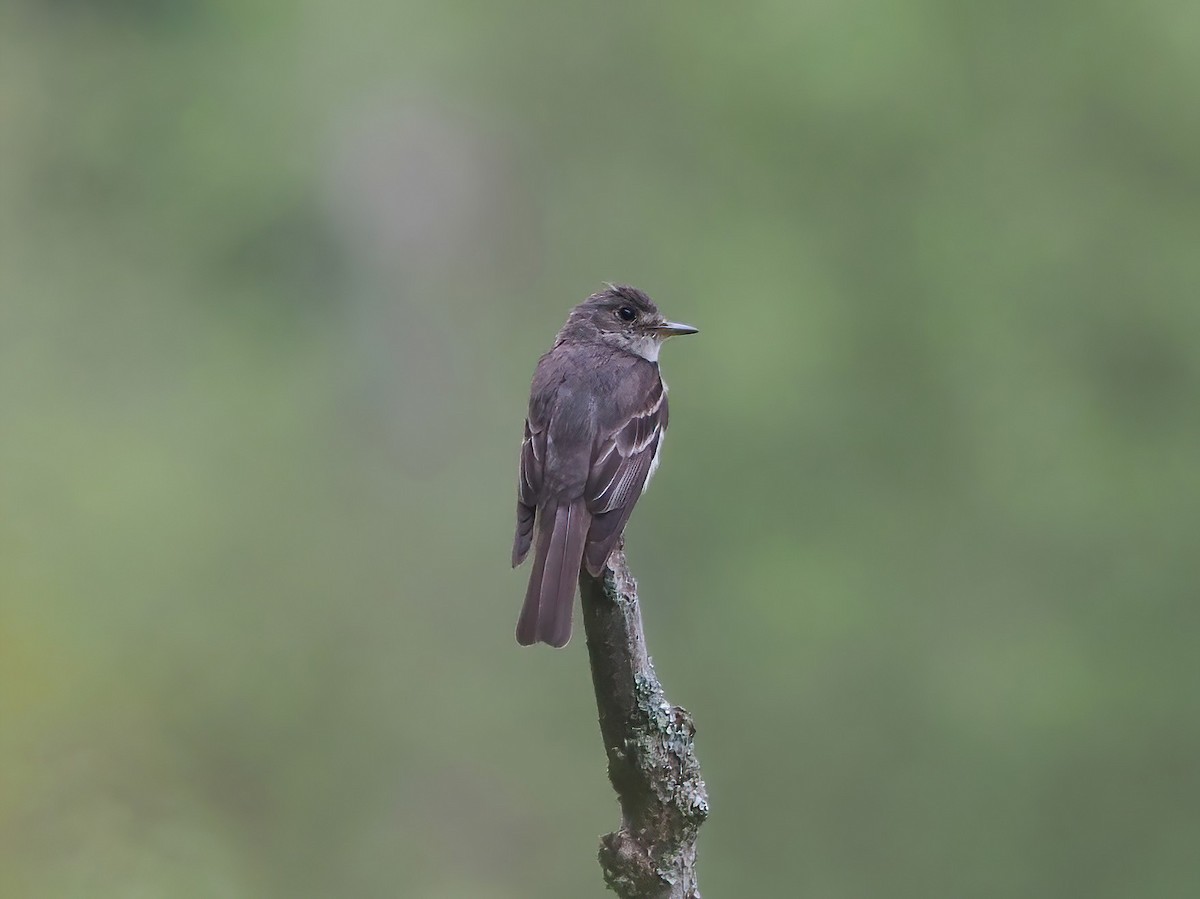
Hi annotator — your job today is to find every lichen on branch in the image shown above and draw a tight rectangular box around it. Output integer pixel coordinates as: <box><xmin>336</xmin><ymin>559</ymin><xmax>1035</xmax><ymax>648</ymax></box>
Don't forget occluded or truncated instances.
<box><xmin>579</xmin><ymin>551</ymin><xmax>709</xmax><ymax>899</ymax></box>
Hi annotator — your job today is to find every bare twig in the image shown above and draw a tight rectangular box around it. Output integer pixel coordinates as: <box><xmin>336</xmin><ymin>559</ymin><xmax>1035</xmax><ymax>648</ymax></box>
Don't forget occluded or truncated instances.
<box><xmin>578</xmin><ymin>550</ymin><xmax>709</xmax><ymax>898</ymax></box>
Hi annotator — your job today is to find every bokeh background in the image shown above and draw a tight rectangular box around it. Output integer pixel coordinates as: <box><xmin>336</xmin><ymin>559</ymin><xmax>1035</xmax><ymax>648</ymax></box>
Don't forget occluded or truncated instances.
<box><xmin>3</xmin><ymin>1</ymin><xmax>1199</xmax><ymax>896</ymax></box>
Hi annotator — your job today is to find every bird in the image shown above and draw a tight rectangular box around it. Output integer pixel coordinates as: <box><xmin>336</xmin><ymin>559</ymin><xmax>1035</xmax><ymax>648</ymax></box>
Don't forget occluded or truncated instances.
<box><xmin>512</xmin><ymin>285</ymin><xmax>697</xmax><ymax>647</ymax></box>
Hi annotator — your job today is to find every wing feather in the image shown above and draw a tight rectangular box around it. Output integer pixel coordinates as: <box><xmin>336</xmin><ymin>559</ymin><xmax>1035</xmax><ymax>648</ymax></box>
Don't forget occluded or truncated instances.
<box><xmin>512</xmin><ymin>417</ymin><xmax>547</xmax><ymax>566</ymax></box>
<box><xmin>581</xmin><ymin>376</ymin><xmax>668</xmax><ymax>575</ymax></box>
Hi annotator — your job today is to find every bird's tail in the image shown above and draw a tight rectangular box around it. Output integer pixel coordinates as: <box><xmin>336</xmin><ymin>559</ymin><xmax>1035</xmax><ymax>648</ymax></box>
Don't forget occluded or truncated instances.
<box><xmin>516</xmin><ymin>498</ymin><xmax>590</xmax><ymax>647</ymax></box>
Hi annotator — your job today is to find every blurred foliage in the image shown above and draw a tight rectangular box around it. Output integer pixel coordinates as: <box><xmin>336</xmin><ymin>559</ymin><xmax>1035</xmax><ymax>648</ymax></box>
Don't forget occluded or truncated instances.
<box><xmin>2</xmin><ymin>0</ymin><xmax>1199</xmax><ymax>896</ymax></box>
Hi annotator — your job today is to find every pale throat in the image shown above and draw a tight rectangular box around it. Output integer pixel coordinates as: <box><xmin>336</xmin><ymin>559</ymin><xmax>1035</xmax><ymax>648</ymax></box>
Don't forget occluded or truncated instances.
<box><xmin>627</xmin><ymin>333</ymin><xmax>663</xmax><ymax>362</ymax></box>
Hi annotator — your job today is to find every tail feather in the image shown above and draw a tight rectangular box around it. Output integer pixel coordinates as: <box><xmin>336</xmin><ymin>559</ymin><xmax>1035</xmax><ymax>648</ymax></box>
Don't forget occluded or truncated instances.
<box><xmin>515</xmin><ymin>509</ymin><xmax>551</xmax><ymax>645</ymax></box>
<box><xmin>515</xmin><ymin>499</ymin><xmax>590</xmax><ymax>647</ymax></box>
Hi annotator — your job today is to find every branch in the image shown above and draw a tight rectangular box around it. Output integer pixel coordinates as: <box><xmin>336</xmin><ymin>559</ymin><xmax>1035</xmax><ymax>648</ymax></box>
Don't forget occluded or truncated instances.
<box><xmin>578</xmin><ymin>550</ymin><xmax>709</xmax><ymax>899</ymax></box>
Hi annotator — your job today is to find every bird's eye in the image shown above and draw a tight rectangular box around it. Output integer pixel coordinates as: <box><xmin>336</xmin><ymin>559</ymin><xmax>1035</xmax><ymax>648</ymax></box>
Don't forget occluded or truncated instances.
<box><xmin>616</xmin><ymin>306</ymin><xmax>637</xmax><ymax>322</ymax></box>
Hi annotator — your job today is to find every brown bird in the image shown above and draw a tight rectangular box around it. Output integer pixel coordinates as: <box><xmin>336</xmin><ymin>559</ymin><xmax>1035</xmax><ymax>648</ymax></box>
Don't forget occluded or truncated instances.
<box><xmin>512</xmin><ymin>285</ymin><xmax>697</xmax><ymax>647</ymax></box>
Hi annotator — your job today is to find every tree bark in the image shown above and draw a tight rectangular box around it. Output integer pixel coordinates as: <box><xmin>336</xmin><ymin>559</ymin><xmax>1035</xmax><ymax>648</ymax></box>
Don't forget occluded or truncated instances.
<box><xmin>578</xmin><ymin>550</ymin><xmax>709</xmax><ymax>898</ymax></box>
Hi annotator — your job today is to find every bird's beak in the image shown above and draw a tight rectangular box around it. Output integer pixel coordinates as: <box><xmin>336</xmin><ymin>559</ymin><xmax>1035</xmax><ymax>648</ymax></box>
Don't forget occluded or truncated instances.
<box><xmin>655</xmin><ymin>321</ymin><xmax>699</xmax><ymax>338</ymax></box>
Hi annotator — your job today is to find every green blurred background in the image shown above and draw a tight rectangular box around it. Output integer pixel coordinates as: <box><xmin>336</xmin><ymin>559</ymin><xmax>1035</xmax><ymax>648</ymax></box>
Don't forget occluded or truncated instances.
<box><xmin>3</xmin><ymin>1</ymin><xmax>1198</xmax><ymax>896</ymax></box>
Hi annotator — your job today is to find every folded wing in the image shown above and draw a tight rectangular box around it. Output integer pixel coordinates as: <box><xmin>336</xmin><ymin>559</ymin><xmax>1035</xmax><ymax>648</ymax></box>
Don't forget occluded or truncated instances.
<box><xmin>582</xmin><ymin>375</ymin><xmax>668</xmax><ymax>576</ymax></box>
<box><xmin>511</xmin><ymin>417</ymin><xmax>545</xmax><ymax>567</ymax></box>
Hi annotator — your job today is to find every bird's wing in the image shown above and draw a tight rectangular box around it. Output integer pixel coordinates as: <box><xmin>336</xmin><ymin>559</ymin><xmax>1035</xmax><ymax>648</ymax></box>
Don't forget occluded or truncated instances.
<box><xmin>511</xmin><ymin>415</ymin><xmax>546</xmax><ymax>567</ymax></box>
<box><xmin>582</xmin><ymin>374</ymin><xmax>668</xmax><ymax>576</ymax></box>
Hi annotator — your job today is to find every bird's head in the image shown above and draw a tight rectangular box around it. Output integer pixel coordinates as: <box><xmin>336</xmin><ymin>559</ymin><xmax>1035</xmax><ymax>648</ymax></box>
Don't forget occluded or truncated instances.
<box><xmin>558</xmin><ymin>284</ymin><xmax>698</xmax><ymax>361</ymax></box>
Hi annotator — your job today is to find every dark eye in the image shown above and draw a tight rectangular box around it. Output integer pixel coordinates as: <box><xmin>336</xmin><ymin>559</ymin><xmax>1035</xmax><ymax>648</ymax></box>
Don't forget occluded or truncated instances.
<box><xmin>616</xmin><ymin>306</ymin><xmax>637</xmax><ymax>322</ymax></box>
